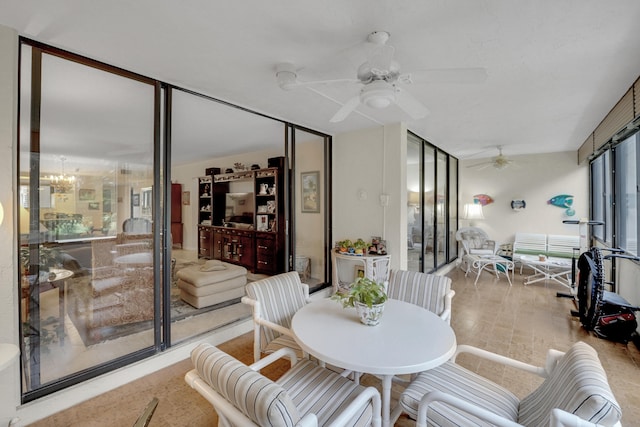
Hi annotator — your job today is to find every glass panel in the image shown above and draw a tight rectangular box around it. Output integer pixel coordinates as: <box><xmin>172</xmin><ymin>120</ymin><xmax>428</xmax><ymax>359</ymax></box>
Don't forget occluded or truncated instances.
<box><xmin>19</xmin><ymin>48</ymin><xmax>156</xmax><ymax>392</ymax></box>
<box><xmin>435</xmin><ymin>151</ymin><xmax>447</xmax><ymax>266</ymax></box>
<box><xmin>293</xmin><ymin>127</ymin><xmax>326</xmax><ymax>291</ymax></box>
<box><xmin>423</xmin><ymin>144</ymin><xmax>435</xmax><ymax>272</ymax></box>
<box><xmin>407</xmin><ymin>135</ymin><xmax>421</xmax><ymax>272</ymax></box>
<box><xmin>591</xmin><ymin>155</ymin><xmax>604</xmax><ymax>241</ymax></box>
<box><xmin>616</xmin><ymin>135</ymin><xmax>638</xmax><ymax>255</ymax></box>
<box><xmin>169</xmin><ymin>89</ymin><xmax>285</xmax><ymax>344</ymax></box>
<box><xmin>603</xmin><ymin>150</ymin><xmax>612</xmax><ymax>245</ymax></box>
<box><xmin>448</xmin><ymin>157</ymin><xmax>458</xmax><ymax>261</ymax></box>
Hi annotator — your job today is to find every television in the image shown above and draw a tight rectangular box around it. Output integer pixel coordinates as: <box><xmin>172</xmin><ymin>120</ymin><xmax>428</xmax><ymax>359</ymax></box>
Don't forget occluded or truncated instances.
<box><xmin>224</xmin><ymin>192</ymin><xmax>254</xmax><ymax>227</ymax></box>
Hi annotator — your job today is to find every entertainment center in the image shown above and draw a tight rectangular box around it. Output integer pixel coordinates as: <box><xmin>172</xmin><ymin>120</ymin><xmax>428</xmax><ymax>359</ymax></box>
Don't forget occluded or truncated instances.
<box><xmin>197</xmin><ymin>157</ymin><xmax>285</xmax><ymax>275</ymax></box>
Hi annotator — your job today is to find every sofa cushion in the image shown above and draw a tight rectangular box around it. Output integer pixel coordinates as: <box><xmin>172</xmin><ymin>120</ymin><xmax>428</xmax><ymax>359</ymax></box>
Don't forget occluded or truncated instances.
<box><xmin>191</xmin><ymin>343</ymin><xmax>300</xmax><ymax>426</ymax></box>
<box><xmin>518</xmin><ymin>342</ymin><xmax>621</xmax><ymax>426</ymax></box>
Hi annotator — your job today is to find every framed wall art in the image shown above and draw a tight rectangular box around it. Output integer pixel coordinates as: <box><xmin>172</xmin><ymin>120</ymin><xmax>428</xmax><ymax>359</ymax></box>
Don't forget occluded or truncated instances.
<box><xmin>301</xmin><ymin>171</ymin><xmax>320</xmax><ymax>213</ymax></box>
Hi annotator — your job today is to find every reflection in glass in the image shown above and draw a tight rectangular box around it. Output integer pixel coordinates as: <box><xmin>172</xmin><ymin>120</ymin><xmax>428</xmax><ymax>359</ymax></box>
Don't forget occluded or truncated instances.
<box><xmin>19</xmin><ymin>46</ymin><xmax>156</xmax><ymax>393</ymax></box>
<box><xmin>407</xmin><ymin>135</ymin><xmax>421</xmax><ymax>272</ymax></box>
<box><xmin>423</xmin><ymin>144</ymin><xmax>435</xmax><ymax>271</ymax></box>
<box><xmin>448</xmin><ymin>158</ymin><xmax>458</xmax><ymax>261</ymax></box>
<box><xmin>436</xmin><ymin>151</ymin><xmax>447</xmax><ymax>266</ymax></box>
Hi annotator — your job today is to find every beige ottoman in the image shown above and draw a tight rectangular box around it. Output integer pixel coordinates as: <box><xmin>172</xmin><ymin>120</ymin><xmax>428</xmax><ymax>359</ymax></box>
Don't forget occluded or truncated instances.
<box><xmin>176</xmin><ymin>261</ymin><xmax>247</xmax><ymax>308</ymax></box>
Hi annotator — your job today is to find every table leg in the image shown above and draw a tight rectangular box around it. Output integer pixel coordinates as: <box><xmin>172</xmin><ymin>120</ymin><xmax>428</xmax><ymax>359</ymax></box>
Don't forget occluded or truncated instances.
<box><xmin>381</xmin><ymin>374</ymin><xmax>393</xmax><ymax>427</ymax></box>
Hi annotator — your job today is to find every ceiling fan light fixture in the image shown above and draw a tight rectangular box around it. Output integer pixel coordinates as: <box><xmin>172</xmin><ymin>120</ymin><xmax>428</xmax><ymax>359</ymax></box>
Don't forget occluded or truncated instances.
<box><xmin>275</xmin><ymin>62</ymin><xmax>298</xmax><ymax>90</ymax></box>
<box><xmin>360</xmin><ymin>80</ymin><xmax>395</xmax><ymax>109</ymax></box>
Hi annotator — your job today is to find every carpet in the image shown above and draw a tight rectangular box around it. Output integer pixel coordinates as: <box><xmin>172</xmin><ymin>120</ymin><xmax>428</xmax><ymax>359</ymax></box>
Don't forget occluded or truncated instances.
<box><xmin>66</xmin><ymin>258</ymin><xmax>249</xmax><ymax>346</ymax></box>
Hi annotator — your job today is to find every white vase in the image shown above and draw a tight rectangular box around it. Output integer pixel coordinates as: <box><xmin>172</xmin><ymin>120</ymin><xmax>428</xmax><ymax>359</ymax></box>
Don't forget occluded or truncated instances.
<box><xmin>354</xmin><ymin>301</ymin><xmax>385</xmax><ymax>326</ymax></box>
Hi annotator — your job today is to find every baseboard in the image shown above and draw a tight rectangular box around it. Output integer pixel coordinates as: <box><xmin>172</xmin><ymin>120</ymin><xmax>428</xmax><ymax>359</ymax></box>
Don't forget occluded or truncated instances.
<box><xmin>15</xmin><ymin>318</ymin><xmax>253</xmax><ymax>426</ymax></box>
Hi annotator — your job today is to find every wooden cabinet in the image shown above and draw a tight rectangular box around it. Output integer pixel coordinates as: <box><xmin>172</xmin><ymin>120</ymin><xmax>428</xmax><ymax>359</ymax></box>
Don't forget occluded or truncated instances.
<box><xmin>255</xmin><ymin>232</ymin><xmax>281</xmax><ymax>275</ymax></box>
<box><xmin>198</xmin><ymin>225</ymin><xmax>213</xmax><ymax>259</ymax></box>
<box><xmin>198</xmin><ymin>176</ymin><xmax>213</xmax><ymax>226</ymax></box>
<box><xmin>199</xmin><ymin>157</ymin><xmax>286</xmax><ymax>272</ymax></box>
<box><xmin>213</xmin><ymin>227</ymin><xmax>255</xmax><ymax>270</ymax></box>
<box><xmin>171</xmin><ymin>183</ymin><xmax>183</xmax><ymax>247</ymax></box>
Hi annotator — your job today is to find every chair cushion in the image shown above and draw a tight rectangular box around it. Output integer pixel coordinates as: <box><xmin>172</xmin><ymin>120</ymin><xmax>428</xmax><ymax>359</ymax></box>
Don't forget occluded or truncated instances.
<box><xmin>191</xmin><ymin>343</ymin><xmax>300</xmax><ymax>426</ymax></box>
<box><xmin>245</xmin><ymin>272</ymin><xmax>308</xmax><ymax>345</ymax></box>
<box><xmin>277</xmin><ymin>358</ymin><xmax>374</xmax><ymax>427</ymax></box>
<box><xmin>387</xmin><ymin>270</ymin><xmax>451</xmax><ymax>317</ymax></box>
<box><xmin>264</xmin><ymin>334</ymin><xmax>305</xmax><ymax>360</ymax></box>
<box><xmin>518</xmin><ymin>341</ymin><xmax>621</xmax><ymax>426</ymax></box>
<box><xmin>399</xmin><ymin>360</ymin><xmax>520</xmax><ymax>426</ymax></box>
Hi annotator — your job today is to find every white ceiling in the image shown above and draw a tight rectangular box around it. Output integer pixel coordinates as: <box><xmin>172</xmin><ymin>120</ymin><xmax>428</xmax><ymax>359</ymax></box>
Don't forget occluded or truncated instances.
<box><xmin>3</xmin><ymin>0</ymin><xmax>640</xmax><ymax>165</ymax></box>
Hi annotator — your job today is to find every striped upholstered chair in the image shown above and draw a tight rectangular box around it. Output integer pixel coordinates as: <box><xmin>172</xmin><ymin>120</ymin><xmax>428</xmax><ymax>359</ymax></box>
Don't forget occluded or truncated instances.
<box><xmin>185</xmin><ymin>343</ymin><xmax>382</xmax><ymax>427</ymax></box>
<box><xmin>396</xmin><ymin>341</ymin><xmax>621</xmax><ymax>427</ymax></box>
<box><xmin>242</xmin><ymin>272</ymin><xmax>310</xmax><ymax>362</ymax></box>
<box><xmin>386</xmin><ymin>270</ymin><xmax>455</xmax><ymax>324</ymax></box>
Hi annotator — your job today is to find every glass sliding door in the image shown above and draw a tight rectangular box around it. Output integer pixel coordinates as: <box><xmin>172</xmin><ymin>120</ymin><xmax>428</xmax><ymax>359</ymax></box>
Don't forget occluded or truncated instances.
<box><xmin>406</xmin><ymin>135</ymin><xmax>421</xmax><ymax>271</ymax></box>
<box><xmin>19</xmin><ymin>43</ymin><xmax>159</xmax><ymax>399</ymax></box>
<box><xmin>407</xmin><ymin>132</ymin><xmax>458</xmax><ymax>272</ymax></box>
<box><xmin>448</xmin><ymin>157</ymin><xmax>458</xmax><ymax>261</ymax></box>
<box><xmin>168</xmin><ymin>88</ymin><xmax>286</xmax><ymax>343</ymax></box>
<box><xmin>435</xmin><ymin>151</ymin><xmax>448</xmax><ymax>267</ymax></box>
<box><xmin>423</xmin><ymin>144</ymin><xmax>436</xmax><ymax>271</ymax></box>
<box><xmin>289</xmin><ymin>125</ymin><xmax>331</xmax><ymax>291</ymax></box>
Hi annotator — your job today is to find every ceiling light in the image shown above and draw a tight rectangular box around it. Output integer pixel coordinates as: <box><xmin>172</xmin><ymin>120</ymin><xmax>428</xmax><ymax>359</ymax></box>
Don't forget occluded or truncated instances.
<box><xmin>360</xmin><ymin>80</ymin><xmax>395</xmax><ymax>109</ymax></box>
<box><xmin>44</xmin><ymin>156</ymin><xmax>76</xmax><ymax>193</ymax></box>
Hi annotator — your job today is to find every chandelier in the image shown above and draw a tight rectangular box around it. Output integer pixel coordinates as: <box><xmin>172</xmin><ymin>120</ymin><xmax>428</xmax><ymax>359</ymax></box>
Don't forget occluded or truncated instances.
<box><xmin>45</xmin><ymin>156</ymin><xmax>76</xmax><ymax>193</ymax></box>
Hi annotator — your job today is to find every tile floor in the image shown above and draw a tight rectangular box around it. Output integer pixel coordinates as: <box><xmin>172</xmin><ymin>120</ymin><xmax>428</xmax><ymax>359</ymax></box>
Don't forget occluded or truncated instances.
<box><xmin>28</xmin><ymin>266</ymin><xmax>640</xmax><ymax>426</ymax></box>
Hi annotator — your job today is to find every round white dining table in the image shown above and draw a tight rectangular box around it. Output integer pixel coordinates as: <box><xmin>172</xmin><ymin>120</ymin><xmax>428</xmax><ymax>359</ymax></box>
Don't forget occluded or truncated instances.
<box><xmin>291</xmin><ymin>298</ymin><xmax>457</xmax><ymax>427</ymax></box>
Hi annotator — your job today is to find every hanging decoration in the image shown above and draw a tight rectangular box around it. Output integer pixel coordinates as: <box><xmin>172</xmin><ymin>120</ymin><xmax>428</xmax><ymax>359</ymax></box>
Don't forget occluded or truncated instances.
<box><xmin>511</xmin><ymin>199</ymin><xmax>526</xmax><ymax>211</ymax></box>
<box><xmin>473</xmin><ymin>194</ymin><xmax>494</xmax><ymax>206</ymax></box>
<box><xmin>547</xmin><ymin>194</ymin><xmax>575</xmax><ymax>217</ymax></box>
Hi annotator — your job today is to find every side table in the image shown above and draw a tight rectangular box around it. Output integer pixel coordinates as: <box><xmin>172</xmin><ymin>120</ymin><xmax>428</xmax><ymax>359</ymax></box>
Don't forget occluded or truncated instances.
<box><xmin>463</xmin><ymin>254</ymin><xmax>514</xmax><ymax>287</ymax></box>
<box><xmin>331</xmin><ymin>251</ymin><xmax>390</xmax><ymax>293</ymax></box>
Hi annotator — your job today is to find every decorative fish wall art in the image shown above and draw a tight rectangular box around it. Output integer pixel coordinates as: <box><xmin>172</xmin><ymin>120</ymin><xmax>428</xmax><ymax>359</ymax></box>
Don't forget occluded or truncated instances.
<box><xmin>473</xmin><ymin>194</ymin><xmax>494</xmax><ymax>206</ymax></box>
<box><xmin>548</xmin><ymin>194</ymin><xmax>575</xmax><ymax>216</ymax></box>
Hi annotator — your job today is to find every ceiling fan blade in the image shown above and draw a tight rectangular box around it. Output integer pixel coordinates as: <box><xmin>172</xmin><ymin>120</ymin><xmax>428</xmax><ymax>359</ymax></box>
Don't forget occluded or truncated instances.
<box><xmin>466</xmin><ymin>161</ymin><xmax>493</xmax><ymax>170</ymax></box>
<box><xmin>394</xmin><ymin>88</ymin><xmax>429</xmax><ymax>120</ymax></box>
<box><xmin>330</xmin><ymin>95</ymin><xmax>361</xmax><ymax>123</ymax></box>
<box><xmin>414</xmin><ymin>68</ymin><xmax>488</xmax><ymax>84</ymax></box>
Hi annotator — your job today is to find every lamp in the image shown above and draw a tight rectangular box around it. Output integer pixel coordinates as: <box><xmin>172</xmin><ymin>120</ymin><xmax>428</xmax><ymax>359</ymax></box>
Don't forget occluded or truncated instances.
<box><xmin>463</xmin><ymin>203</ymin><xmax>484</xmax><ymax>226</ymax></box>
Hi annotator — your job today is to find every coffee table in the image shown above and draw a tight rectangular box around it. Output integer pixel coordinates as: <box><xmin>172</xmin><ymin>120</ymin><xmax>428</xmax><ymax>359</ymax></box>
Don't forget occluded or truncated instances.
<box><xmin>291</xmin><ymin>298</ymin><xmax>456</xmax><ymax>427</ymax></box>
<box><xmin>463</xmin><ymin>254</ymin><xmax>514</xmax><ymax>286</ymax></box>
<box><xmin>519</xmin><ymin>254</ymin><xmax>572</xmax><ymax>288</ymax></box>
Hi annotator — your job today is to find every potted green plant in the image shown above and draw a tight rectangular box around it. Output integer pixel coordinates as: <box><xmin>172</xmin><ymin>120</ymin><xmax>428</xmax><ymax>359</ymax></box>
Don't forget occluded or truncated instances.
<box><xmin>352</xmin><ymin>238</ymin><xmax>369</xmax><ymax>256</ymax></box>
<box><xmin>332</xmin><ymin>277</ymin><xmax>388</xmax><ymax>326</ymax></box>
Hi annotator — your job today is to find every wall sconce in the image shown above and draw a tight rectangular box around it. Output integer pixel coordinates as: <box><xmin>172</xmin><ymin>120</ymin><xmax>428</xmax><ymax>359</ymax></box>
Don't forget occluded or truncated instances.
<box><xmin>463</xmin><ymin>203</ymin><xmax>484</xmax><ymax>226</ymax></box>
<box><xmin>0</xmin><ymin>202</ymin><xmax>3</xmax><ymax>226</ymax></box>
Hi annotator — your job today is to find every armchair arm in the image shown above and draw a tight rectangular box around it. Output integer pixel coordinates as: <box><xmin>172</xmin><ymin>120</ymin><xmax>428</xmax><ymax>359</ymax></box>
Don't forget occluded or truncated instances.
<box><xmin>326</xmin><ymin>386</ymin><xmax>382</xmax><ymax>427</ymax></box>
<box><xmin>417</xmin><ymin>390</ymin><xmax>522</xmax><ymax>427</ymax></box>
<box><xmin>549</xmin><ymin>408</ymin><xmax>616</xmax><ymax>427</ymax></box>
<box><xmin>249</xmin><ymin>347</ymin><xmax>298</xmax><ymax>371</ymax></box>
<box><xmin>451</xmin><ymin>345</ymin><xmax>547</xmax><ymax>378</ymax></box>
<box><xmin>439</xmin><ymin>289</ymin><xmax>455</xmax><ymax>324</ymax></box>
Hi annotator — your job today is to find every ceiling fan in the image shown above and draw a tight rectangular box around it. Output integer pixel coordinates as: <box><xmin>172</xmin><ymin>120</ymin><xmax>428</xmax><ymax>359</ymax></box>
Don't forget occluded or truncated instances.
<box><xmin>275</xmin><ymin>31</ymin><xmax>486</xmax><ymax>123</ymax></box>
<box><xmin>466</xmin><ymin>146</ymin><xmax>514</xmax><ymax>170</ymax></box>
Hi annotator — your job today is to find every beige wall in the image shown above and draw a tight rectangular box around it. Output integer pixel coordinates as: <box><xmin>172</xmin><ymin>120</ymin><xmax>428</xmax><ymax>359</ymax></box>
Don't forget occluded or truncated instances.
<box><xmin>332</xmin><ymin>123</ymin><xmax>407</xmax><ymax>271</ymax></box>
<box><xmin>460</xmin><ymin>151</ymin><xmax>589</xmax><ymax>246</ymax></box>
<box><xmin>0</xmin><ymin>25</ymin><xmax>20</xmax><ymax>425</ymax></box>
